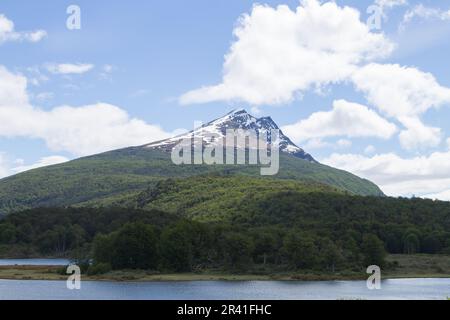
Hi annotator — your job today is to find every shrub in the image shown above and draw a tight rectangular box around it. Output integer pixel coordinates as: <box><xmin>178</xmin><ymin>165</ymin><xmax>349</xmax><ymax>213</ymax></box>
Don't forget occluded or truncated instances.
<box><xmin>88</xmin><ymin>263</ymin><xmax>112</xmax><ymax>275</ymax></box>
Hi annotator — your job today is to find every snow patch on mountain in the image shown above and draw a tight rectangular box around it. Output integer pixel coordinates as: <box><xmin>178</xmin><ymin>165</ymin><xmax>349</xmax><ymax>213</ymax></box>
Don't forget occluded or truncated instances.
<box><xmin>144</xmin><ymin>109</ymin><xmax>317</xmax><ymax>163</ymax></box>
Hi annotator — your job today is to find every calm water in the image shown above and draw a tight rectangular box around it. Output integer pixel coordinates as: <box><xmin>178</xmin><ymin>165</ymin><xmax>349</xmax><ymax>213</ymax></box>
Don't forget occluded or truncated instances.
<box><xmin>0</xmin><ymin>260</ymin><xmax>448</xmax><ymax>300</ymax></box>
<box><xmin>0</xmin><ymin>259</ymin><xmax>70</xmax><ymax>266</ymax></box>
<box><xmin>0</xmin><ymin>278</ymin><xmax>449</xmax><ymax>300</ymax></box>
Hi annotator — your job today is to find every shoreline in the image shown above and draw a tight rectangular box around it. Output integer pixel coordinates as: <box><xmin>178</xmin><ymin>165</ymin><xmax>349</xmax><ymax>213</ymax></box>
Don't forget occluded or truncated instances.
<box><xmin>0</xmin><ymin>266</ymin><xmax>449</xmax><ymax>282</ymax></box>
<box><xmin>1</xmin><ymin>254</ymin><xmax>449</xmax><ymax>282</ymax></box>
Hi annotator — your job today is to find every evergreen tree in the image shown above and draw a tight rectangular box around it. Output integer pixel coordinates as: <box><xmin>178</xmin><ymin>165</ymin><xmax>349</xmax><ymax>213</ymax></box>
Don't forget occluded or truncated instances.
<box><xmin>283</xmin><ymin>231</ymin><xmax>318</xmax><ymax>270</ymax></box>
<box><xmin>362</xmin><ymin>234</ymin><xmax>386</xmax><ymax>267</ymax></box>
<box><xmin>112</xmin><ymin>222</ymin><xmax>159</xmax><ymax>270</ymax></box>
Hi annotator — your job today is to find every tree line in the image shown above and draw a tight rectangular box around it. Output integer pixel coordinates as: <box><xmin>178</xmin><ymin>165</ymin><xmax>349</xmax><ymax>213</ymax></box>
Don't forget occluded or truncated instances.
<box><xmin>88</xmin><ymin>220</ymin><xmax>386</xmax><ymax>274</ymax></box>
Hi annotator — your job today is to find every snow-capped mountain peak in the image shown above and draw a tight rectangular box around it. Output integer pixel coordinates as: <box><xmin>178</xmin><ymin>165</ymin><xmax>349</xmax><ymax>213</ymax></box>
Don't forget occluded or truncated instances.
<box><xmin>144</xmin><ymin>109</ymin><xmax>316</xmax><ymax>163</ymax></box>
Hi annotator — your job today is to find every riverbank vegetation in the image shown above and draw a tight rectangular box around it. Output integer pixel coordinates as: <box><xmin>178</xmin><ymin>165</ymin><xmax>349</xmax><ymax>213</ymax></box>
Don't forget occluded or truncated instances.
<box><xmin>0</xmin><ymin>254</ymin><xmax>449</xmax><ymax>281</ymax></box>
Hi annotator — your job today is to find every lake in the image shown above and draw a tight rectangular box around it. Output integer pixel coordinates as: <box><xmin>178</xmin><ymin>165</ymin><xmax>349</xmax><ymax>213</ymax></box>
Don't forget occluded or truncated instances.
<box><xmin>0</xmin><ymin>259</ymin><xmax>448</xmax><ymax>300</ymax></box>
<box><xmin>0</xmin><ymin>278</ymin><xmax>449</xmax><ymax>300</ymax></box>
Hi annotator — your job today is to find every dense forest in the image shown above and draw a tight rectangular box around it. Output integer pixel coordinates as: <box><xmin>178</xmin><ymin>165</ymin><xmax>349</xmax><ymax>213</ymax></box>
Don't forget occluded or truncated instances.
<box><xmin>0</xmin><ymin>189</ymin><xmax>449</xmax><ymax>275</ymax></box>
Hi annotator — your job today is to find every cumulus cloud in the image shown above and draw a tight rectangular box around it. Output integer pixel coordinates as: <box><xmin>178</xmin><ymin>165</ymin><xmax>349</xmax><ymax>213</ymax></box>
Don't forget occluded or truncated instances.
<box><xmin>0</xmin><ymin>14</ymin><xmax>46</xmax><ymax>44</ymax></box>
<box><xmin>398</xmin><ymin>116</ymin><xmax>442</xmax><ymax>150</ymax></box>
<box><xmin>282</xmin><ymin>99</ymin><xmax>397</xmax><ymax>143</ymax></box>
<box><xmin>0</xmin><ymin>65</ymin><xmax>172</xmax><ymax>156</ymax></box>
<box><xmin>179</xmin><ymin>0</ymin><xmax>450</xmax><ymax>153</ymax></box>
<box><xmin>180</xmin><ymin>0</ymin><xmax>394</xmax><ymax>105</ymax></box>
<box><xmin>322</xmin><ymin>151</ymin><xmax>450</xmax><ymax>199</ymax></box>
<box><xmin>352</xmin><ymin>63</ymin><xmax>450</xmax><ymax>118</ymax></box>
<box><xmin>46</xmin><ymin>63</ymin><xmax>94</xmax><ymax>75</ymax></box>
<box><xmin>0</xmin><ymin>66</ymin><xmax>29</xmax><ymax>106</ymax></box>
<box><xmin>352</xmin><ymin>63</ymin><xmax>450</xmax><ymax>149</ymax></box>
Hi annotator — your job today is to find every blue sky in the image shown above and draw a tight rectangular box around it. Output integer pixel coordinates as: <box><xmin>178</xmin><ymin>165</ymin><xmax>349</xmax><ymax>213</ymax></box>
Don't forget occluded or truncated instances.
<box><xmin>1</xmin><ymin>0</ymin><xmax>450</xmax><ymax>199</ymax></box>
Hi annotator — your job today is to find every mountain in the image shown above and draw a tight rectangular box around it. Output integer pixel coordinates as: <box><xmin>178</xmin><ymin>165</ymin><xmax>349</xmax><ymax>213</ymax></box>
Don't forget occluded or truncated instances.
<box><xmin>145</xmin><ymin>109</ymin><xmax>316</xmax><ymax>162</ymax></box>
<box><xmin>0</xmin><ymin>109</ymin><xmax>384</xmax><ymax>215</ymax></box>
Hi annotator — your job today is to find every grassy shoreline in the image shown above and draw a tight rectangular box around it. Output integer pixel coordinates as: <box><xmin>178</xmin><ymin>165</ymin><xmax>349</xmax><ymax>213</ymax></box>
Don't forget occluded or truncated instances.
<box><xmin>0</xmin><ymin>265</ymin><xmax>364</xmax><ymax>281</ymax></box>
<box><xmin>0</xmin><ymin>266</ymin><xmax>449</xmax><ymax>282</ymax></box>
<box><xmin>0</xmin><ymin>266</ymin><xmax>368</xmax><ymax>282</ymax></box>
<box><xmin>0</xmin><ymin>254</ymin><xmax>449</xmax><ymax>282</ymax></box>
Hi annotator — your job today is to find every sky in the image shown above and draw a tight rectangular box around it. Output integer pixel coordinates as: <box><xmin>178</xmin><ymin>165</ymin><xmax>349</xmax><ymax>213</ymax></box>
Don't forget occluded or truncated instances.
<box><xmin>1</xmin><ymin>0</ymin><xmax>450</xmax><ymax>199</ymax></box>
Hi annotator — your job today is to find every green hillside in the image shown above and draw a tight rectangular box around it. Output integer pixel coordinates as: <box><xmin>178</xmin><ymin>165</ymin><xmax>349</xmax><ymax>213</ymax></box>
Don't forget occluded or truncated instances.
<box><xmin>0</xmin><ymin>147</ymin><xmax>383</xmax><ymax>215</ymax></box>
<box><xmin>133</xmin><ymin>176</ymin><xmax>343</xmax><ymax>221</ymax></box>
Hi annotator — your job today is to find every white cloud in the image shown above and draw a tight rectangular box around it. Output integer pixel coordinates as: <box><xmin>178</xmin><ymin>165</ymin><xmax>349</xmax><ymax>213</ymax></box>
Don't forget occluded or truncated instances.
<box><xmin>398</xmin><ymin>116</ymin><xmax>442</xmax><ymax>150</ymax></box>
<box><xmin>352</xmin><ymin>63</ymin><xmax>450</xmax><ymax>118</ymax></box>
<box><xmin>27</xmin><ymin>66</ymin><xmax>49</xmax><ymax>86</ymax></box>
<box><xmin>375</xmin><ymin>0</ymin><xmax>408</xmax><ymax>21</ymax></box>
<box><xmin>0</xmin><ymin>14</ymin><xmax>46</xmax><ymax>44</ymax></box>
<box><xmin>0</xmin><ymin>153</ymin><xmax>10</xmax><ymax>178</ymax></box>
<box><xmin>0</xmin><ymin>154</ymin><xmax>70</xmax><ymax>178</ymax></box>
<box><xmin>403</xmin><ymin>4</ymin><xmax>450</xmax><ymax>24</ymax></box>
<box><xmin>302</xmin><ymin>138</ymin><xmax>352</xmax><ymax>150</ymax></box>
<box><xmin>180</xmin><ymin>0</ymin><xmax>394</xmax><ymax>105</ymax></box>
<box><xmin>337</xmin><ymin>139</ymin><xmax>352</xmax><ymax>148</ymax></box>
<box><xmin>303</xmin><ymin>138</ymin><xmax>331</xmax><ymax>150</ymax></box>
<box><xmin>46</xmin><ymin>63</ymin><xmax>94</xmax><ymax>75</ymax></box>
<box><xmin>282</xmin><ymin>99</ymin><xmax>397</xmax><ymax>143</ymax></box>
<box><xmin>352</xmin><ymin>63</ymin><xmax>450</xmax><ymax>149</ymax></box>
<box><xmin>40</xmin><ymin>104</ymin><xmax>173</xmax><ymax>156</ymax></box>
<box><xmin>322</xmin><ymin>151</ymin><xmax>450</xmax><ymax>199</ymax></box>
<box><xmin>0</xmin><ymin>66</ymin><xmax>29</xmax><ymax>107</ymax></box>
<box><xmin>0</xmin><ymin>65</ymin><xmax>172</xmax><ymax>156</ymax></box>
<box><xmin>99</xmin><ymin>64</ymin><xmax>115</xmax><ymax>80</ymax></box>
<box><xmin>34</xmin><ymin>92</ymin><xmax>54</xmax><ymax>102</ymax></box>
<box><xmin>250</xmin><ymin>106</ymin><xmax>262</xmax><ymax>115</ymax></box>
<box><xmin>424</xmin><ymin>189</ymin><xmax>450</xmax><ymax>201</ymax></box>
<box><xmin>0</xmin><ymin>103</ymin><xmax>172</xmax><ymax>157</ymax></box>
<box><xmin>375</xmin><ymin>0</ymin><xmax>407</xmax><ymax>9</ymax></box>
<box><xmin>12</xmin><ymin>156</ymin><xmax>69</xmax><ymax>174</ymax></box>
<box><xmin>27</xmin><ymin>30</ymin><xmax>47</xmax><ymax>42</ymax></box>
